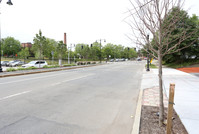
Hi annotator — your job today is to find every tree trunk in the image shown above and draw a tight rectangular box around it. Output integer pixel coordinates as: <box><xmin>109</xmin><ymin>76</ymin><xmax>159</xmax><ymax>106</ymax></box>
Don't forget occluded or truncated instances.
<box><xmin>158</xmin><ymin>49</ymin><xmax>164</xmax><ymax>126</ymax></box>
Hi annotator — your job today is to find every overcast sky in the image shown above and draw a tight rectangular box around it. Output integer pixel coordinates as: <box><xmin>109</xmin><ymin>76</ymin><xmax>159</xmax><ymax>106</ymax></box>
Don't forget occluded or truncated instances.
<box><xmin>0</xmin><ymin>0</ymin><xmax>198</xmax><ymax>47</ymax></box>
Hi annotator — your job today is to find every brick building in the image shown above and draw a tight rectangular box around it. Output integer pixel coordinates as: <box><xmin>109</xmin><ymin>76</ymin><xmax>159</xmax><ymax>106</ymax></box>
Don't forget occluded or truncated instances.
<box><xmin>21</xmin><ymin>42</ymin><xmax>32</xmax><ymax>48</ymax></box>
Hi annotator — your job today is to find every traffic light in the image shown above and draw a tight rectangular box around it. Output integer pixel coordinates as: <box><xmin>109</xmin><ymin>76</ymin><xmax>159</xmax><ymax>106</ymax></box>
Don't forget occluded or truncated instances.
<box><xmin>90</xmin><ymin>44</ymin><xmax>93</xmax><ymax>47</ymax></box>
<box><xmin>81</xmin><ymin>45</ymin><xmax>83</xmax><ymax>49</ymax></box>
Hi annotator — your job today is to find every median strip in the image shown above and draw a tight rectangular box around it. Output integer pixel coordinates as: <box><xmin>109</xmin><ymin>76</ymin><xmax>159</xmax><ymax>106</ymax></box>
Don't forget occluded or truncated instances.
<box><xmin>0</xmin><ymin>64</ymin><xmax>103</xmax><ymax>78</ymax></box>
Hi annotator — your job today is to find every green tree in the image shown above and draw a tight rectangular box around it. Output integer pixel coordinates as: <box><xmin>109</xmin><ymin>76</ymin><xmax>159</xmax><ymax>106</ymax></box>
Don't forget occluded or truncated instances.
<box><xmin>162</xmin><ymin>10</ymin><xmax>199</xmax><ymax>63</ymax></box>
<box><xmin>32</xmin><ymin>30</ymin><xmax>47</xmax><ymax>59</ymax></box>
<box><xmin>75</xmin><ymin>43</ymin><xmax>90</xmax><ymax>60</ymax></box>
<box><xmin>90</xmin><ymin>42</ymin><xmax>101</xmax><ymax>60</ymax></box>
<box><xmin>2</xmin><ymin>37</ymin><xmax>21</xmax><ymax>57</ymax></box>
<box><xmin>123</xmin><ymin>47</ymin><xmax>137</xmax><ymax>59</ymax></box>
<box><xmin>45</xmin><ymin>38</ymin><xmax>57</xmax><ymax>59</ymax></box>
<box><xmin>113</xmin><ymin>45</ymin><xmax>124</xmax><ymax>59</ymax></box>
<box><xmin>56</xmin><ymin>41</ymin><xmax>67</xmax><ymax>59</ymax></box>
<box><xmin>102</xmin><ymin>43</ymin><xmax>115</xmax><ymax>59</ymax></box>
<box><xmin>18</xmin><ymin>47</ymin><xmax>30</xmax><ymax>62</ymax></box>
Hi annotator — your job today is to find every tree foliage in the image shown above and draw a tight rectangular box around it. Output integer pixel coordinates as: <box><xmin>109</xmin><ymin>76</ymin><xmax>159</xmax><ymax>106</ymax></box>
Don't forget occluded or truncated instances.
<box><xmin>163</xmin><ymin>12</ymin><xmax>199</xmax><ymax>63</ymax></box>
<box><xmin>32</xmin><ymin>30</ymin><xmax>47</xmax><ymax>59</ymax></box>
<box><xmin>74</xmin><ymin>42</ymin><xmax>137</xmax><ymax>60</ymax></box>
<box><xmin>1</xmin><ymin>30</ymin><xmax>138</xmax><ymax>62</ymax></box>
<box><xmin>2</xmin><ymin>37</ymin><xmax>21</xmax><ymax>57</ymax></box>
<box><xmin>56</xmin><ymin>41</ymin><xmax>67</xmax><ymax>59</ymax></box>
<box><xmin>18</xmin><ymin>47</ymin><xmax>30</xmax><ymax>59</ymax></box>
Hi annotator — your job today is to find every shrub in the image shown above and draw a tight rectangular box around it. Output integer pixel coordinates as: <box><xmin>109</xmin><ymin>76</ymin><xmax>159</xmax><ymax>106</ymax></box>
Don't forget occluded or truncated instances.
<box><xmin>27</xmin><ymin>67</ymin><xmax>37</xmax><ymax>70</ymax></box>
<box><xmin>7</xmin><ymin>68</ymin><xmax>17</xmax><ymax>72</ymax></box>
<box><xmin>63</xmin><ymin>64</ymin><xmax>76</xmax><ymax>67</ymax></box>
<box><xmin>43</xmin><ymin>65</ymin><xmax>60</xmax><ymax>68</ymax></box>
<box><xmin>77</xmin><ymin>62</ymin><xmax>81</xmax><ymax>65</ymax></box>
<box><xmin>17</xmin><ymin>67</ymin><xmax>26</xmax><ymax>71</ymax></box>
<box><xmin>43</xmin><ymin>65</ymin><xmax>49</xmax><ymax>68</ymax></box>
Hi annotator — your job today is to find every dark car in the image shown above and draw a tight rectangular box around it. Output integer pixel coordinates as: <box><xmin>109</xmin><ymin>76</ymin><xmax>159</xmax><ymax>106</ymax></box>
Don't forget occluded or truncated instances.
<box><xmin>137</xmin><ymin>58</ymin><xmax>142</xmax><ymax>61</ymax></box>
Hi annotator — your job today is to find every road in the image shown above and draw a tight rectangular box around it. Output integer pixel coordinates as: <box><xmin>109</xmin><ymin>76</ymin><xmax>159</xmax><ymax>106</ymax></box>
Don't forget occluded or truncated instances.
<box><xmin>0</xmin><ymin>61</ymin><xmax>144</xmax><ymax>134</ymax></box>
<box><xmin>191</xmin><ymin>73</ymin><xmax>199</xmax><ymax>77</ymax></box>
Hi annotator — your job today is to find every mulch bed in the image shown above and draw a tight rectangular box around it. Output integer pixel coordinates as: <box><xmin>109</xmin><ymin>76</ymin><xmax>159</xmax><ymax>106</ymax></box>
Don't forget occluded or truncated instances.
<box><xmin>139</xmin><ymin>105</ymin><xmax>188</xmax><ymax>134</ymax></box>
<box><xmin>177</xmin><ymin>67</ymin><xmax>199</xmax><ymax>73</ymax></box>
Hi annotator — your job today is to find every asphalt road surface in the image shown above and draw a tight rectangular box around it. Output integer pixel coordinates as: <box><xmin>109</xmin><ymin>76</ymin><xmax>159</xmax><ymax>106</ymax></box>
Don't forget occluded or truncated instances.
<box><xmin>0</xmin><ymin>61</ymin><xmax>145</xmax><ymax>134</ymax></box>
<box><xmin>191</xmin><ymin>73</ymin><xmax>199</xmax><ymax>77</ymax></box>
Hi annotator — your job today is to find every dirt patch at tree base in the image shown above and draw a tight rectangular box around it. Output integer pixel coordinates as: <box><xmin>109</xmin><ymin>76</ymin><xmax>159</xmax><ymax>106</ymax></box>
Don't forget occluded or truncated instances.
<box><xmin>139</xmin><ymin>105</ymin><xmax>188</xmax><ymax>134</ymax></box>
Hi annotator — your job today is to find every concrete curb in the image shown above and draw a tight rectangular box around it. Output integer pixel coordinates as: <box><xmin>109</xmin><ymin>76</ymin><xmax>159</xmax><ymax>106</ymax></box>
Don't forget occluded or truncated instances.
<box><xmin>0</xmin><ymin>64</ymin><xmax>101</xmax><ymax>78</ymax></box>
<box><xmin>131</xmin><ymin>89</ymin><xmax>143</xmax><ymax>134</ymax></box>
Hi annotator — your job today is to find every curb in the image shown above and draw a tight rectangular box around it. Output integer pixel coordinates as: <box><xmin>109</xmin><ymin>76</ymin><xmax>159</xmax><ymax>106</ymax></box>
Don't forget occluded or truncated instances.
<box><xmin>0</xmin><ymin>64</ymin><xmax>102</xmax><ymax>78</ymax></box>
<box><xmin>131</xmin><ymin>89</ymin><xmax>143</xmax><ymax>134</ymax></box>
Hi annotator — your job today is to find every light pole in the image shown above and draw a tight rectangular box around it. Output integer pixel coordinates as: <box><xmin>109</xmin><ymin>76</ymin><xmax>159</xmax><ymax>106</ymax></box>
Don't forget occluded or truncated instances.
<box><xmin>96</xmin><ymin>39</ymin><xmax>106</xmax><ymax>63</ymax></box>
<box><xmin>39</xmin><ymin>43</ymin><xmax>42</xmax><ymax>68</ymax></box>
<box><xmin>0</xmin><ymin>0</ymin><xmax>13</xmax><ymax>72</ymax></box>
<box><xmin>146</xmin><ymin>34</ymin><xmax>150</xmax><ymax>71</ymax></box>
<box><xmin>68</xmin><ymin>44</ymin><xmax>75</xmax><ymax>64</ymax></box>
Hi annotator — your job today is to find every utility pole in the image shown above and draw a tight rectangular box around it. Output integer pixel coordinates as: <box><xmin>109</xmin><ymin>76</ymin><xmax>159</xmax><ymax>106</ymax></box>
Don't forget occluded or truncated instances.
<box><xmin>96</xmin><ymin>39</ymin><xmax>106</xmax><ymax>63</ymax></box>
<box><xmin>68</xmin><ymin>44</ymin><xmax>75</xmax><ymax>64</ymax></box>
<box><xmin>0</xmin><ymin>0</ymin><xmax>13</xmax><ymax>72</ymax></box>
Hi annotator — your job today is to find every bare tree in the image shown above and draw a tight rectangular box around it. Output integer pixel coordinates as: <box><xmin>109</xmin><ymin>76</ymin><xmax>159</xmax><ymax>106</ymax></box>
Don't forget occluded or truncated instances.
<box><xmin>126</xmin><ymin>0</ymin><xmax>198</xmax><ymax>126</ymax></box>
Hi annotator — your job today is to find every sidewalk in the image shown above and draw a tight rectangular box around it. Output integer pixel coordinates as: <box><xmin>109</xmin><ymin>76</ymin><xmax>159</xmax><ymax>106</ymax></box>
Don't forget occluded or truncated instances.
<box><xmin>141</xmin><ymin>67</ymin><xmax>199</xmax><ymax>134</ymax></box>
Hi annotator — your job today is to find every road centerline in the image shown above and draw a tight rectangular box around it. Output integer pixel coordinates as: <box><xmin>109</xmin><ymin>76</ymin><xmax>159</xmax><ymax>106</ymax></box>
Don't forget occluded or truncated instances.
<box><xmin>0</xmin><ymin>90</ymin><xmax>32</xmax><ymax>101</ymax></box>
<box><xmin>51</xmin><ymin>74</ymin><xmax>94</xmax><ymax>86</ymax></box>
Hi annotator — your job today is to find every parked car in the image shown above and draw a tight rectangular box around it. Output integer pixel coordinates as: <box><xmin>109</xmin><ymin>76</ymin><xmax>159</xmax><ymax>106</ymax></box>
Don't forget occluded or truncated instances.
<box><xmin>9</xmin><ymin>61</ymin><xmax>25</xmax><ymax>67</ymax></box>
<box><xmin>1</xmin><ymin>61</ymin><xmax>9</xmax><ymax>66</ymax></box>
<box><xmin>115</xmin><ymin>59</ymin><xmax>119</xmax><ymax>62</ymax></box>
<box><xmin>110</xmin><ymin>59</ymin><xmax>114</xmax><ymax>62</ymax></box>
<box><xmin>121</xmin><ymin>58</ymin><xmax>125</xmax><ymax>61</ymax></box>
<box><xmin>6</xmin><ymin>60</ymin><xmax>21</xmax><ymax>67</ymax></box>
<box><xmin>21</xmin><ymin>60</ymin><xmax>48</xmax><ymax>68</ymax></box>
<box><xmin>137</xmin><ymin>58</ymin><xmax>142</xmax><ymax>61</ymax></box>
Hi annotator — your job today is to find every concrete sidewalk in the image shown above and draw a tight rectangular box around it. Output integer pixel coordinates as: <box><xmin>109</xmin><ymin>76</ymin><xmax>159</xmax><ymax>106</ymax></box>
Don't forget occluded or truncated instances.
<box><xmin>142</xmin><ymin>67</ymin><xmax>199</xmax><ymax>134</ymax></box>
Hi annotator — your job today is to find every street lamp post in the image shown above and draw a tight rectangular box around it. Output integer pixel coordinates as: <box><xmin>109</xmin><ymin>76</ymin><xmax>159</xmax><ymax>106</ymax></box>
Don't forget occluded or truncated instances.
<box><xmin>146</xmin><ymin>34</ymin><xmax>150</xmax><ymax>71</ymax></box>
<box><xmin>96</xmin><ymin>39</ymin><xmax>106</xmax><ymax>63</ymax></box>
<box><xmin>68</xmin><ymin>44</ymin><xmax>75</xmax><ymax>64</ymax></box>
<box><xmin>39</xmin><ymin>43</ymin><xmax>42</xmax><ymax>68</ymax></box>
<box><xmin>0</xmin><ymin>0</ymin><xmax>13</xmax><ymax>72</ymax></box>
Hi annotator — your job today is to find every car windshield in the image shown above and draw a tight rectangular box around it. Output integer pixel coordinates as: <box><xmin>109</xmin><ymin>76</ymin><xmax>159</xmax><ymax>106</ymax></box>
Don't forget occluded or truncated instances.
<box><xmin>28</xmin><ymin>61</ymin><xmax>37</xmax><ymax>64</ymax></box>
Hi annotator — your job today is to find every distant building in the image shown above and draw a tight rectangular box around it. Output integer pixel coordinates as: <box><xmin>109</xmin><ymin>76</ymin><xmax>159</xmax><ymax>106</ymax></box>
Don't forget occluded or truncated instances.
<box><xmin>21</xmin><ymin>42</ymin><xmax>34</xmax><ymax>57</ymax></box>
<box><xmin>21</xmin><ymin>42</ymin><xmax>32</xmax><ymax>48</ymax></box>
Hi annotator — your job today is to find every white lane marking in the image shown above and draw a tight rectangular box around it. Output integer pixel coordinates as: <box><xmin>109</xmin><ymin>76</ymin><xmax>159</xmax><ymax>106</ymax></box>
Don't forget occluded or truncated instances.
<box><xmin>0</xmin><ymin>90</ymin><xmax>31</xmax><ymax>101</ymax></box>
<box><xmin>51</xmin><ymin>74</ymin><xmax>93</xmax><ymax>86</ymax></box>
<box><xmin>0</xmin><ymin>71</ymin><xmax>79</xmax><ymax>85</ymax></box>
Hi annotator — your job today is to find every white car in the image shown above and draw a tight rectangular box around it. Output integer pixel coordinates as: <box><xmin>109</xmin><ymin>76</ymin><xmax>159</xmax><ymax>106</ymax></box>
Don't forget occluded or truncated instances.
<box><xmin>22</xmin><ymin>60</ymin><xmax>48</xmax><ymax>68</ymax></box>
<box><xmin>9</xmin><ymin>61</ymin><xmax>25</xmax><ymax>67</ymax></box>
